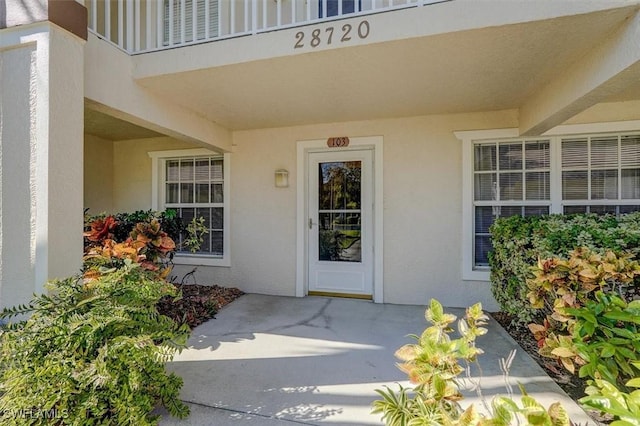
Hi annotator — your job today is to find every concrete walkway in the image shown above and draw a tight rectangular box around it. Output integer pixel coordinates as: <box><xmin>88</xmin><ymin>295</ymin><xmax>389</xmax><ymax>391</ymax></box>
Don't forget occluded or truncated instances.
<box><xmin>159</xmin><ymin>294</ymin><xmax>595</xmax><ymax>425</ymax></box>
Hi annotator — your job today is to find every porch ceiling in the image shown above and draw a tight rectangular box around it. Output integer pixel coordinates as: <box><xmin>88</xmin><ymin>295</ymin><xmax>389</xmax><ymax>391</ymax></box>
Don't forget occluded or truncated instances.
<box><xmin>134</xmin><ymin>6</ymin><xmax>640</xmax><ymax>131</ymax></box>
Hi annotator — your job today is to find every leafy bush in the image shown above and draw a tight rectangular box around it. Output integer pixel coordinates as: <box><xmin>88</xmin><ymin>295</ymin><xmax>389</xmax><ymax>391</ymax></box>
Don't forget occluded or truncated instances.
<box><xmin>580</xmin><ymin>374</ymin><xmax>640</xmax><ymax>425</ymax></box>
<box><xmin>372</xmin><ymin>299</ymin><xmax>572</xmax><ymax>426</ymax></box>
<box><xmin>0</xmin><ymin>262</ymin><xmax>191</xmax><ymax>425</ymax></box>
<box><xmin>527</xmin><ymin>248</ymin><xmax>640</xmax><ymax>390</ymax></box>
<box><xmin>489</xmin><ymin>213</ymin><xmax>640</xmax><ymax>324</ymax></box>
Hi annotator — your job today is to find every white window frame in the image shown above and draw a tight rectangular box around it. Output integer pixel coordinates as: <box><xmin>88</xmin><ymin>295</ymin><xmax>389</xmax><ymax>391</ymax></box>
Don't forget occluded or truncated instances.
<box><xmin>456</xmin><ymin>120</ymin><xmax>640</xmax><ymax>281</ymax></box>
<box><xmin>149</xmin><ymin>148</ymin><xmax>230</xmax><ymax>267</ymax></box>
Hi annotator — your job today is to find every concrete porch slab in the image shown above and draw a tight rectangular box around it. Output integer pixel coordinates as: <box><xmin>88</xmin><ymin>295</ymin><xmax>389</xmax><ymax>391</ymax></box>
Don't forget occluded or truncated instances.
<box><xmin>159</xmin><ymin>294</ymin><xmax>594</xmax><ymax>425</ymax></box>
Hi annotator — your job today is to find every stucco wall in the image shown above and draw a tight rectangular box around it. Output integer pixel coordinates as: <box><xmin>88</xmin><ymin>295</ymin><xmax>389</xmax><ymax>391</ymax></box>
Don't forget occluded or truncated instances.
<box><xmin>84</xmin><ymin>134</ymin><xmax>114</xmax><ymax>214</ymax></box>
<box><xmin>113</xmin><ymin>137</ymin><xmax>194</xmax><ymax>212</ymax></box>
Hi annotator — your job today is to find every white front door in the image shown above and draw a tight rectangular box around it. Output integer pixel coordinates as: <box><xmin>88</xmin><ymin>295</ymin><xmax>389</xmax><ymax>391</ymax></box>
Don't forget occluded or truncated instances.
<box><xmin>308</xmin><ymin>150</ymin><xmax>373</xmax><ymax>298</ymax></box>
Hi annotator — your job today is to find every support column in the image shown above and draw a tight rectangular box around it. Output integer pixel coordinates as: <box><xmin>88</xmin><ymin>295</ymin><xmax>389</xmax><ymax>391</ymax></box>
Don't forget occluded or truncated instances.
<box><xmin>0</xmin><ymin>1</ymin><xmax>86</xmax><ymax>311</ymax></box>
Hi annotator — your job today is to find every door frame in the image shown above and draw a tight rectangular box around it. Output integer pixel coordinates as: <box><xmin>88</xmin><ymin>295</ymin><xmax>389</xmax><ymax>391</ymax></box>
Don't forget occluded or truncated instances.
<box><xmin>296</xmin><ymin>136</ymin><xmax>384</xmax><ymax>303</ymax></box>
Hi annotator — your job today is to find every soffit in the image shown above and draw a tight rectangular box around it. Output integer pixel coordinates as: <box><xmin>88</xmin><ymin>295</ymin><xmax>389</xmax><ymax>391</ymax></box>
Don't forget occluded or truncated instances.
<box><xmin>84</xmin><ymin>107</ymin><xmax>164</xmax><ymax>140</ymax></box>
<box><xmin>135</xmin><ymin>7</ymin><xmax>639</xmax><ymax>131</ymax></box>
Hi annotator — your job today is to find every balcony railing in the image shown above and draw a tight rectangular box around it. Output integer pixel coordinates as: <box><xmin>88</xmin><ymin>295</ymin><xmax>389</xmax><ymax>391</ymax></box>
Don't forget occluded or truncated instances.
<box><xmin>87</xmin><ymin>0</ymin><xmax>444</xmax><ymax>54</ymax></box>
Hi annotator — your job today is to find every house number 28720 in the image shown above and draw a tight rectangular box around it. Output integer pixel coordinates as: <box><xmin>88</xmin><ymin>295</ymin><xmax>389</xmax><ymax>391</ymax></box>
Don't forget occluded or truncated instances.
<box><xmin>294</xmin><ymin>20</ymin><xmax>370</xmax><ymax>49</ymax></box>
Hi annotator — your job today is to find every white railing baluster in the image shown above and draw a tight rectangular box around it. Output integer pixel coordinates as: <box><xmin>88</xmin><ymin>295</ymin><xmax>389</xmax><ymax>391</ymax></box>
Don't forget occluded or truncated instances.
<box><xmin>252</xmin><ymin>0</ymin><xmax>257</xmax><ymax>34</ymax></box>
<box><xmin>118</xmin><ymin>0</ymin><xmax>124</xmax><ymax>48</ymax></box>
<box><xmin>231</xmin><ymin>0</ymin><xmax>235</xmax><ymax>35</ymax></box>
<box><xmin>105</xmin><ymin>0</ymin><xmax>111</xmax><ymax>40</ymax></box>
<box><xmin>157</xmin><ymin>0</ymin><xmax>163</xmax><ymax>48</ymax></box>
<box><xmin>135</xmin><ymin>0</ymin><xmax>141</xmax><ymax>51</ymax></box>
<box><xmin>180</xmin><ymin>0</ymin><xmax>186</xmax><ymax>44</ymax></box>
<box><xmin>291</xmin><ymin>0</ymin><xmax>296</xmax><ymax>24</ymax></box>
<box><xmin>193</xmin><ymin>0</ymin><xmax>198</xmax><ymax>41</ymax></box>
<box><xmin>244</xmin><ymin>0</ymin><xmax>249</xmax><ymax>32</ymax></box>
<box><xmin>338</xmin><ymin>0</ymin><xmax>342</xmax><ymax>16</ymax></box>
<box><xmin>307</xmin><ymin>0</ymin><xmax>311</xmax><ymax>21</ymax></box>
<box><xmin>322</xmin><ymin>0</ymin><xmax>327</xmax><ymax>18</ymax></box>
<box><xmin>205</xmin><ymin>0</ymin><xmax>210</xmax><ymax>39</ymax></box>
<box><xmin>262</xmin><ymin>0</ymin><xmax>267</xmax><ymax>30</ymax></box>
<box><xmin>276</xmin><ymin>0</ymin><xmax>281</xmax><ymax>27</ymax></box>
<box><xmin>90</xmin><ymin>0</ymin><xmax>97</xmax><ymax>31</ymax></box>
<box><xmin>127</xmin><ymin>0</ymin><xmax>134</xmax><ymax>51</ymax></box>
<box><xmin>146</xmin><ymin>0</ymin><xmax>152</xmax><ymax>50</ymax></box>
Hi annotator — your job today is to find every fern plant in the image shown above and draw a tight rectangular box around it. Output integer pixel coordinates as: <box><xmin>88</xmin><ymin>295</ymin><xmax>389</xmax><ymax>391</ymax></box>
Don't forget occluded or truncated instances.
<box><xmin>0</xmin><ymin>262</ymin><xmax>191</xmax><ymax>425</ymax></box>
<box><xmin>372</xmin><ymin>299</ymin><xmax>573</xmax><ymax>426</ymax></box>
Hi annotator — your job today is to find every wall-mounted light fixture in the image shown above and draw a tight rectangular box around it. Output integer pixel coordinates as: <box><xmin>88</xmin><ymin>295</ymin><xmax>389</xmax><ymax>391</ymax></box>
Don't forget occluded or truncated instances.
<box><xmin>275</xmin><ymin>169</ymin><xmax>289</xmax><ymax>188</ymax></box>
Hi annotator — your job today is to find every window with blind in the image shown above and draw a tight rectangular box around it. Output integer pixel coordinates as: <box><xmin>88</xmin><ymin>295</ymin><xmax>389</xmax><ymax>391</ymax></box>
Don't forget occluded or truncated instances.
<box><xmin>470</xmin><ymin>132</ymin><xmax>640</xmax><ymax>270</ymax></box>
<box><xmin>163</xmin><ymin>0</ymin><xmax>219</xmax><ymax>45</ymax></box>
<box><xmin>164</xmin><ymin>155</ymin><xmax>225</xmax><ymax>256</ymax></box>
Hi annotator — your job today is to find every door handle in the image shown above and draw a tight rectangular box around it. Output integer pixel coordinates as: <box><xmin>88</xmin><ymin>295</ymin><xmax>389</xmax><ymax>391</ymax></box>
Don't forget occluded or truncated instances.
<box><xmin>308</xmin><ymin>218</ymin><xmax>314</xmax><ymax>229</ymax></box>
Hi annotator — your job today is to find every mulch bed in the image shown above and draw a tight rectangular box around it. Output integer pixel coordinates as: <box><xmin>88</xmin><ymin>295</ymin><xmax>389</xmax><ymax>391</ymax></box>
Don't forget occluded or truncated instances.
<box><xmin>490</xmin><ymin>312</ymin><xmax>610</xmax><ymax>425</ymax></box>
<box><xmin>157</xmin><ymin>284</ymin><xmax>244</xmax><ymax>329</ymax></box>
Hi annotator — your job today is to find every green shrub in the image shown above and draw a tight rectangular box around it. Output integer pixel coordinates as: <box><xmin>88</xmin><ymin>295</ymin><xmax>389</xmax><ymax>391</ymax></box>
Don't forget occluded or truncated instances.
<box><xmin>0</xmin><ymin>262</ymin><xmax>191</xmax><ymax>425</ymax></box>
<box><xmin>489</xmin><ymin>212</ymin><xmax>640</xmax><ymax>324</ymax></box>
<box><xmin>372</xmin><ymin>299</ymin><xmax>572</xmax><ymax>426</ymax></box>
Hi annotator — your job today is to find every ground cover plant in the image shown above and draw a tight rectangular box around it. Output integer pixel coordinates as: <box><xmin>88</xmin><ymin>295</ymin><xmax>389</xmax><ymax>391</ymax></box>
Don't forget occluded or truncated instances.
<box><xmin>372</xmin><ymin>299</ymin><xmax>572</xmax><ymax>426</ymax></box>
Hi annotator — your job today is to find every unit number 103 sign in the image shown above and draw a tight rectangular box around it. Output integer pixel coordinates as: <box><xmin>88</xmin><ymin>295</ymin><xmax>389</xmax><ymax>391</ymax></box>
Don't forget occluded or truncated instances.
<box><xmin>294</xmin><ymin>20</ymin><xmax>370</xmax><ymax>49</ymax></box>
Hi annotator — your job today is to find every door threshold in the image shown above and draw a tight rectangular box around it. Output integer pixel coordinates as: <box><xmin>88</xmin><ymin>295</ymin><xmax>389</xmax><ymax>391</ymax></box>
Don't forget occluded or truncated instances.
<box><xmin>308</xmin><ymin>291</ymin><xmax>372</xmax><ymax>300</ymax></box>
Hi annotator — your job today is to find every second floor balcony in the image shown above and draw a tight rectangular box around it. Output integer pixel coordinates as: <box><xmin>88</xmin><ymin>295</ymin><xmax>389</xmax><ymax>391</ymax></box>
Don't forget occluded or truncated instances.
<box><xmin>87</xmin><ymin>0</ymin><xmax>445</xmax><ymax>54</ymax></box>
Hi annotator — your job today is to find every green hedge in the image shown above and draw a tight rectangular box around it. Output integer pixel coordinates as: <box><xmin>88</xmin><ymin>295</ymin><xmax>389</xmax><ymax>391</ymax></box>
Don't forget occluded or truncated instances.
<box><xmin>489</xmin><ymin>212</ymin><xmax>640</xmax><ymax>324</ymax></box>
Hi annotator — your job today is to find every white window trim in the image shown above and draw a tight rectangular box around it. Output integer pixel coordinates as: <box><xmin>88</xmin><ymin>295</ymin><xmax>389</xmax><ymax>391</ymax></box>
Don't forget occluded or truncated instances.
<box><xmin>456</xmin><ymin>120</ymin><xmax>640</xmax><ymax>282</ymax></box>
<box><xmin>149</xmin><ymin>148</ymin><xmax>230</xmax><ymax>267</ymax></box>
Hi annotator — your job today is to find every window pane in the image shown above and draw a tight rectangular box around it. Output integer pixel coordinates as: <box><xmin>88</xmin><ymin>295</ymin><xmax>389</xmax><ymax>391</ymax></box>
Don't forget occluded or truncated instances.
<box><xmin>621</xmin><ymin>135</ymin><xmax>640</xmax><ymax>167</ymax></box>
<box><xmin>525</xmin><ymin>140</ymin><xmax>550</xmax><ymax>169</ymax></box>
<box><xmin>196</xmin><ymin>183</ymin><xmax>209</xmax><ymax>203</ymax></box>
<box><xmin>180</xmin><ymin>159</ymin><xmax>194</xmax><ymax>180</ymax></box>
<box><xmin>590</xmin><ymin>205</ymin><xmax>617</xmax><ymax>215</ymax></box>
<box><xmin>620</xmin><ymin>205</ymin><xmax>640</xmax><ymax>214</ymax></box>
<box><xmin>474</xmin><ymin>144</ymin><xmax>496</xmax><ymax>171</ymax></box>
<box><xmin>211</xmin><ymin>231</ymin><xmax>223</xmax><ymax>256</ymax></box>
<box><xmin>166</xmin><ymin>183</ymin><xmax>179</xmax><ymax>203</ymax></box>
<box><xmin>180</xmin><ymin>208</ymin><xmax>195</xmax><ymax>225</ymax></box>
<box><xmin>195</xmin><ymin>208</ymin><xmax>211</xmax><ymax>252</ymax></box>
<box><xmin>524</xmin><ymin>206</ymin><xmax>549</xmax><ymax>216</ymax></box>
<box><xmin>622</xmin><ymin>169</ymin><xmax>640</xmax><ymax>199</ymax></box>
<box><xmin>564</xmin><ymin>205</ymin><xmax>587</xmax><ymax>214</ymax></box>
<box><xmin>212</xmin><ymin>159</ymin><xmax>223</xmax><ymax>180</ymax></box>
<box><xmin>167</xmin><ymin>160</ymin><xmax>179</xmax><ymax>181</ymax></box>
<box><xmin>525</xmin><ymin>171</ymin><xmax>550</xmax><ymax>200</ymax></box>
<box><xmin>562</xmin><ymin>138</ymin><xmax>588</xmax><ymax>168</ymax></box>
<box><xmin>318</xmin><ymin>212</ymin><xmax>361</xmax><ymax>262</ymax></box>
<box><xmin>319</xmin><ymin>161</ymin><xmax>361</xmax><ymax>210</ymax></box>
<box><xmin>195</xmin><ymin>159</ymin><xmax>209</xmax><ymax>181</ymax></box>
<box><xmin>474</xmin><ymin>235</ymin><xmax>492</xmax><ymax>267</ymax></box>
<box><xmin>180</xmin><ymin>183</ymin><xmax>194</xmax><ymax>203</ymax></box>
<box><xmin>500</xmin><ymin>206</ymin><xmax>523</xmax><ymax>218</ymax></box>
<box><xmin>591</xmin><ymin>137</ymin><xmax>618</xmax><ymax>168</ymax></box>
<box><xmin>212</xmin><ymin>207</ymin><xmax>223</xmax><ymax>229</ymax></box>
<box><xmin>212</xmin><ymin>183</ymin><xmax>224</xmax><ymax>203</ymax></box>
<box><xmin>591</xmin><ymin>169</ymin><xmax>617</xmax><ymax>199</ymax></box>
<box><xmin>475</xmin><ymin>206</ymin><xmax>495</xmax><ymax>234</ymax></box>
<box><xmin>499</xmin><ymin>143</ymin><xmax>522</xmax><ymax>170</ymax></box>
<box><xmin>474</xmin><ymin>173</ymin><xmax>496</xmax><ymax>201</ymax></box>
<box><xmin>562</xmin><ymin>170</ymin><xmax>588</xmax><ymax>200</ymax></box>
<box><xmin>499</xmin><ymin>172</ymin><xmax>523</xmax><ymax>200</ymax></box>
